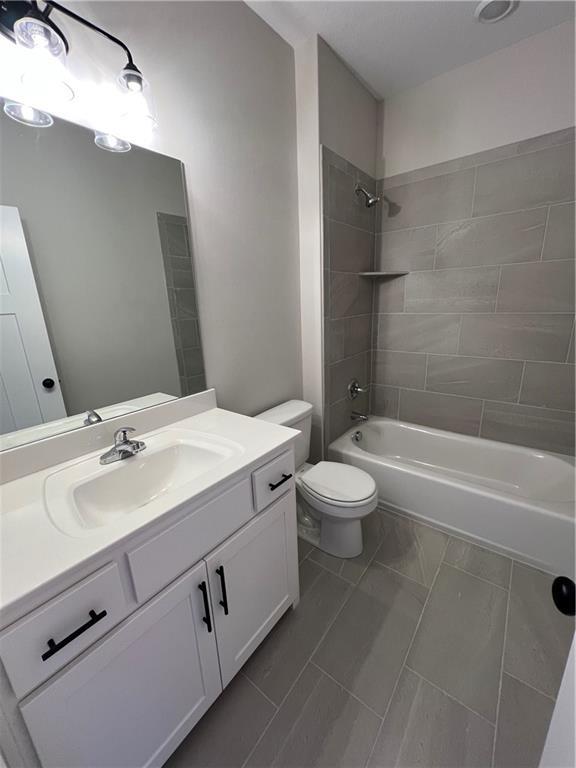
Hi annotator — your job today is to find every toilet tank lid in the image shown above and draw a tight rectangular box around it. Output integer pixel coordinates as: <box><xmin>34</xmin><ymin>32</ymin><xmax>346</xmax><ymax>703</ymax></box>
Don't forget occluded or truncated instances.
<box><xmin>255</xmin><ymin>400</ymin><xmax>313</xmax><ymax>426</ymax></box>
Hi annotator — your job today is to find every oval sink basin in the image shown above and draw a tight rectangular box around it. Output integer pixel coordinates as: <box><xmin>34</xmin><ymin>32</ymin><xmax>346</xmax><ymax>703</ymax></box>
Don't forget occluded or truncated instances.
<box><xmin>44</xmin><ymin>429</ymin><xmax>244</xmax><ymax>537</ymax></box>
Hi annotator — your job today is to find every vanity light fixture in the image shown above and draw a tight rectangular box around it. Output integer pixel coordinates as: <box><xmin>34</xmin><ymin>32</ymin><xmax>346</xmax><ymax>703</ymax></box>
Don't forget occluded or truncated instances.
<box><xmin>3</xmin><ymin>99</ymin><xmax>53</xmax><ymax>126</ymax></box>
<box><xmin>94</xmin><ymin>131</ymin><xmax>131</xmax><ymax>153</ymax></box>
<box><xmin>1</xmin><ymin>0</ymin><xmax>152</xmax><ymax>119</ymax></box>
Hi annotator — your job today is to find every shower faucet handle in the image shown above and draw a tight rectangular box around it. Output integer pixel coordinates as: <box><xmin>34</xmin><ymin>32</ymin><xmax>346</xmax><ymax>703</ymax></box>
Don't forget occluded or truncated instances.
<box><xmin>348</xmin><ymin>379</ymin><xmax>368</xmax><ymax>400</ymax></box>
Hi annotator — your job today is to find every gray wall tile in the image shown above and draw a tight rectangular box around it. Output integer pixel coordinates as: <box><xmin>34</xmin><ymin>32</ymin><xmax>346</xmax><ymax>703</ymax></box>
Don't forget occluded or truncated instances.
<box><xmin>371</xmin><ymin>384</ymin><xmax>399</xmax><ymax>418</ymax></box>
<box><xmin>330</xmin><ymin>272</ymin><xmax>373</xmax><ymax>318</ymax></box>
<box><xmin>543</xmin><ymin>202</ymin><xmax>575</xmax><ymax>260</ymax></box>
<box><xmin>399</xmin><ymin>389</ymin><xmax>483</xmax><ymax>436</ymax></box>
<box><xmin>473</xmin><ymin>143</ymin><xmax>575</xmax><ymax>217</ymax></box>
<box><xmin>377</xmin><ymin>314</ymin><xmax>461</xmax><ymax>353</ymax></box>
<box><xmin>481</xmin><ymin>401</ymin><xmax>575</xmax><ymax>454</ymax></box>
<box><xmin>497</xmin><ymin>260</ymin><xmax>575</xmax><ymax>313</ymax></box>
<box><xmin>568</xmin><ymin>325</ymin><xmax>575</xmax><ymax>363</ymax></box>
<box><xmin>494</xmin><ymin>674</ymin><xmax>555</xmax><ymax>768</ymax></box>
<box><xmin>381</xmin><ymin>128</ymin><xmax>575</xmax><ymax>191</ymax></box>
<box><xmin>330</xmin><ymin>220</ymin><xmax>374</xmax><ymax>272</ymax></box>
<box><xmin>404</xmin><ymin>266</ymin><xmax>500</xmax><ymax>313</ymax></box>
<box><xmin>459</xmin><ymin>314</ymin><xmax>573</xmax><ymax>361</ymax></box>
<box><xmin>520</xmin><ymin>361</ymin><xmax>575</xmax><ymax>410</ymax></box>
<box><xmin>328</xmin><ymin>164</ymin><xmax>375</xmax><ymax>231</ymax></box>
<box><xmin>380</xmin><ymin>168</ymin><xmax>475</xmax><ymax>232</ymax></box>
<box><xmin>376</xmin><ymin>226</ymin><xmax>436</xmax><ymax>271</ymax></box>
<box><xmin>373</xmin><ymin>275</ymin><xmax>405</xmax><ymax>313</ymax></box>
<box><xmin>426</xmin><ymin>355</ymin><xmax>523</xmax><ymax>401</ymax></box>
<box><xmin>436</xmin><ymin>208</ymin><xmax>547</xmax><ymax>268</ymax></box>
<box><xmin>328</xmin><ymin>352</ymin><xmax>370</xmax><ymax>404</ymax></box>
<box><xmin>328</xmin><ymin>315</ymin><xmax>371</xmax><ymax>364</ymax></box>
<box><xmin>373</xmin><ymin>350</ymin><xmax>427</xmax><ymax>388</ymax></box>
<box><xmin>329</xmin><ymin>391</ymin><xmax>369</xmax><ymax>441</ymax></box>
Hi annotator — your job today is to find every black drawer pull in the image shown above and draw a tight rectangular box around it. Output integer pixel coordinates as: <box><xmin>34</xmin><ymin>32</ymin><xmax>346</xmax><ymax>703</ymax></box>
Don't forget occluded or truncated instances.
<box><xmin>268</xmin><ymin>473</ymin><xmax>293</xmax><ymax>491</ymax></box>
<box><xmin>41</xmin><ymin>609</ymin><xmax>107</xmax><ymax>661</ymax></box>
<box><xmin>216</xmin><ymin>566</ymin><xmax>229</xmax><ymax>615</ymax></box>
<box><xmin>198</xmin><ymin>581</ymin><xmax>212</xmax><ymax>632</ymax></box>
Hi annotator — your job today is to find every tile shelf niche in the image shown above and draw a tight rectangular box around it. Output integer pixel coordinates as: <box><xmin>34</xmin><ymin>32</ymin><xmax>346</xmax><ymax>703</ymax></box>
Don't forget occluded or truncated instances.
<box><xmin>358</xmin><ymin>271</ymin><xmax>408</xmax><ymax>278</ymax></box>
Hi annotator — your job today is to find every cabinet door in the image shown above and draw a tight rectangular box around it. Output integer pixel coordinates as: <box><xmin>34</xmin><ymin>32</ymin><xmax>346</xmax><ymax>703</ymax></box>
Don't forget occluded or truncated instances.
<box><xmin>206</xmin><ymin>491</ymin><xmax>294</xmax><ymax>687</ymax></box>
<box><xmin>20</xmin><ymin>562</ymin><xmax>221</xmax><ymax>768</ymax></box>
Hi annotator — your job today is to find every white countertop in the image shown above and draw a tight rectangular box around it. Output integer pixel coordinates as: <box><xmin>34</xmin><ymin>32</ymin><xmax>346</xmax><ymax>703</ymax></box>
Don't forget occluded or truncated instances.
<box><xmin>0</xmin><ymin>407</ymin><xmax>297</xmax><ymax>617</ymax></box>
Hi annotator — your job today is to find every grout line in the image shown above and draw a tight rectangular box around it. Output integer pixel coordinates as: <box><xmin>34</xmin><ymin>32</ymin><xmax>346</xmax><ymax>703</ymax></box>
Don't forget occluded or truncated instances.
<box><xmin>371</xmin><ymin>559</ymin><xmax>432</xmax><ymax>591</ymax></box>
<box><xmin>494</xmin><ymin>265</ymin><xmax>503</xmax><ymax>313</ymax></box>
<box><xmin>309</xmin><ymin>661</ymin><xmax>385</xmax><ymax>721</ymax></box>
<box><xmin>516</xmin><ymin>361</ymin><xmax>527</xmax><ymax>404</ymax></box>
<box><xmin>491</xmin><ymin>560</ymin><xmax>513</xmax><ymax>766</ymax></box>
<box><xmin>441</xmin><ymin>562</ymin><xmax>509</xmax><ymax>592</ymax></box>
<box><xmin>364</xmin><ymin>536</ymin><xmax>450</xmax><ymax>767</ymax></box>
<box><xmin>405</xmin><ymin>665</ymin><xmax>497</xmax><ymax>728</ymax></box>
<box><xmin>539</xmin><ymin>206</ymin><xmax>551</xmax><ymax>261</ymax></box>
<box><xmin>423</xmin><ymin>353</ymin><xmax>430</xmax><ymax>391</ymax></box>
<box><xmin>566</xmin><ymin>320</ymin><xmax>575</xmax><ymax>364</ymax></box>
<box><xmin>372</xmin><ymin>345</ymin><xmax>576</xmax><ymax>370</ymax></box>
<box><xmin>478</xmin><ymin>398</ymin><xmax>486</xmax><ymax>436</ymax></box>
<box><xmin>363</xmin><ymin>256</ymin><xmax>575</xmax><ymax>276</ymax></box>
<box><xmin>502</xmin><ymin>669</ymin><xmax>557</xmax><ymax>703</ymax></box>
<box><xmin>470</xmin><ymin>166</ymin><xmax>478</xmax><ymax>218</ymax></box>
<box><xmin>432</xmin><ymin>224</ymin><xmax>439</xmax><ymax>270</ymax></box>
<box><xmin>240</xmin><ymin>672</ymin><xmax>279</xmax><ymax>711</ymax></box>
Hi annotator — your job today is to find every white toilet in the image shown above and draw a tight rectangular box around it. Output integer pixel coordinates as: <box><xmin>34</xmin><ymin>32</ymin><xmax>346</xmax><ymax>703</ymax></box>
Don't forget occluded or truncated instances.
<box><xmin>256</xmin><ymin>400</ymin><xmax>378</xmax><ymax>558</ymax></box>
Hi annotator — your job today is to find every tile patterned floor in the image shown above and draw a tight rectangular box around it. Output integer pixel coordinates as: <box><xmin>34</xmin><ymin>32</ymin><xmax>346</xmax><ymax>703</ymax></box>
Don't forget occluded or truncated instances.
<box><xmin>165</xmin><ymin>509</ymin><xmax>574</xmax><ymax>768</ymax></box>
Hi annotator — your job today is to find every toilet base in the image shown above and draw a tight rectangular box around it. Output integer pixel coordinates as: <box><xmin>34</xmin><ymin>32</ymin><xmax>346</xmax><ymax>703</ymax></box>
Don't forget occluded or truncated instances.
<box><xmin>320</xmin><ymin>517</ymin><xmax>363</xmax><ymax>559</ymax></box>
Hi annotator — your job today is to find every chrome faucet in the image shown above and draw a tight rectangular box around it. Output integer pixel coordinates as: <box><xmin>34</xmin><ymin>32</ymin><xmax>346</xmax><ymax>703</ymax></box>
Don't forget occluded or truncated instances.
<box><xmin>99</xmin><ymin>427</ymin><xmax>146</xmax><ymax>465</ymax></box>
<box><xmin>351</xmin><ymin>411</ymin><xmax>369</xmax><ymax>423</ymax></box>
<box><xmin>83</xmin><ymin>409</ymin><xmax>102</xmax><ymax>426</ymax></box>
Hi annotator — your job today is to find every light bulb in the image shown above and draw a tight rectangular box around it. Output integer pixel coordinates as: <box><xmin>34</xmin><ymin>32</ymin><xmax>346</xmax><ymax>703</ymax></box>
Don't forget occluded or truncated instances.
<box><xmin>14</xmin><ymin>16</ymin><xmax>67</xmax><ymax>58</ymax></box>
<box><xmin>3</xmin><ymin>101</ymin><xmax>53</xmax><ymax>127</ymax></box>
<box><xmin>94</xmin><ymin>132</ymin><xmax>131</xmax><ymax>153</ymax></box>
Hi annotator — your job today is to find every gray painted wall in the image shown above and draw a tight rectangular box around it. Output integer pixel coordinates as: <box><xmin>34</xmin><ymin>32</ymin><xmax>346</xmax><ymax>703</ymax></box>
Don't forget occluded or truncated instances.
<box><xmin>81</xmin><ymin>1</ymin><xmax>303</xmax><ymax>417</ymax></box>
<box><xmin>1</xmin><ymin>112</ymin><xmax>186</xmax><ymax>415</ymax></box>
<box><xmin>318</xmin><ymin>38</ymin><xmax>379</xmax><ymax>178</ymax></box>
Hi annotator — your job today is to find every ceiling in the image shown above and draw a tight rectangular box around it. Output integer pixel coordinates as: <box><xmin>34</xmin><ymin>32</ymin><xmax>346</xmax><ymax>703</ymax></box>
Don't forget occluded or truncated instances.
<box><xmin>249</xmin><ymin>1</ymin><xmax>575</xmax><ymax>97</ymax></box>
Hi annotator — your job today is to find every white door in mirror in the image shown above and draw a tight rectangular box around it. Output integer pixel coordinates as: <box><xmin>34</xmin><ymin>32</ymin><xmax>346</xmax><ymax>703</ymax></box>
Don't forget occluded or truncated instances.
<box><xmin>0</xmin><ymin>206</ymin><xmax>66</xmax><ymax>435</ymax></box>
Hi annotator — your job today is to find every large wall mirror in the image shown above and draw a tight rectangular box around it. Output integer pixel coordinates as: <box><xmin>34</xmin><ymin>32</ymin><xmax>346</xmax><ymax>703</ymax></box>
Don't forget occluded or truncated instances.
<box><xmin>0</xmin><ymin>110</ymin><xmax>205</xmax><ymax>450</ymax></box>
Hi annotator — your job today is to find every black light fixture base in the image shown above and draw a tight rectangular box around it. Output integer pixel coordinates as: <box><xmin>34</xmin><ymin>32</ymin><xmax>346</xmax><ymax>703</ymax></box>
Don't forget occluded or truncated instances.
<box><xmin>0</xmin><ymin>0</ymin><xmax>31</xmax><ymax>42</ymax></box>
<box><xmin>552</xmin><ymin>576</ymin><xmax>575</xmax><ymax>616</ymax></box>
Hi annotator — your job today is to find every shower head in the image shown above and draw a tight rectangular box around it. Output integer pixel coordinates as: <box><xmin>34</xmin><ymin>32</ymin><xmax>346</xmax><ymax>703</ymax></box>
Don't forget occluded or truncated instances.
<box><xmin>355</xmin><ymin>184</ymin><xmax>380</xmax><ymax>208</ymax></box>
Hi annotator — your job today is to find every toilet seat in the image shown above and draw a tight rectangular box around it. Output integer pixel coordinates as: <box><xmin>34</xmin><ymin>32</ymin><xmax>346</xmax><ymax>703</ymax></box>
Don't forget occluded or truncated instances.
<box><xmin>301</xmin><ymin>461</ymin><xmax>376</xmax><ymax>505</ymax></box>
<box><xmin>297</xmin><ymin>461</ymin><xmax>378</xmax><ymax>520</ymax></box>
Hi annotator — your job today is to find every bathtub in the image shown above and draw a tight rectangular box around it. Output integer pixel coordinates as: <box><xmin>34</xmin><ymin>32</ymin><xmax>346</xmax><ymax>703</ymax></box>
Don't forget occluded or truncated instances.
<box><xmin>329</xmin><ymin>418</ymin><xmax>575</xmax><ymax>576</ymax></box>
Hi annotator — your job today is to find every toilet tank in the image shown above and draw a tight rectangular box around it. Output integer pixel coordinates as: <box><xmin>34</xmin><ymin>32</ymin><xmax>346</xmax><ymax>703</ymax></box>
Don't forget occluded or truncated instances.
<box><xmin>255</xmin><ymin>400</ymin><xmax>313</xmax><ymax>468</ymax></box>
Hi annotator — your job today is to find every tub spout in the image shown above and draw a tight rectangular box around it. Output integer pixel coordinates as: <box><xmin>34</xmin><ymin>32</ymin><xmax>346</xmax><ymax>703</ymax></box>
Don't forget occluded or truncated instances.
<box><xmin>351</xmin><ymin>411</ymin><xmax>369</xmax><ymax>423</ymax></box>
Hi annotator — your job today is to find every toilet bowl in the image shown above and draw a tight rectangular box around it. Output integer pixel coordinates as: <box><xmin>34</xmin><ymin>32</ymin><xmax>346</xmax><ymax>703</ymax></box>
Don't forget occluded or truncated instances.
<box><xmin>256</xmin><ymin>400</ymin><xmax>378</xmax><ymax>558</ymax></box>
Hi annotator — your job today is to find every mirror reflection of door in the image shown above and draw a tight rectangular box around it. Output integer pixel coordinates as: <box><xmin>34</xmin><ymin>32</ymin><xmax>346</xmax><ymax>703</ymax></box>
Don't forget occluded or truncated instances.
<box><xmin>0</xmin><ymin>205</ymin><xmax>66</xmax><ymax>435</ymax></box>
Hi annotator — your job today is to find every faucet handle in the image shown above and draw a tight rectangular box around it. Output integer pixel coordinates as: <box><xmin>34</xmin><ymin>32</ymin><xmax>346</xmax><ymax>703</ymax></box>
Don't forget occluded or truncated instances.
<box><xmin>114</xmin><ymin>427</ymin><xmax>135</xmax><ymax>445</ymax></box>
<box><xmin>348</xmin><ymin>379</ymin><xmax>368</xmax><ymax>400</ymax></box>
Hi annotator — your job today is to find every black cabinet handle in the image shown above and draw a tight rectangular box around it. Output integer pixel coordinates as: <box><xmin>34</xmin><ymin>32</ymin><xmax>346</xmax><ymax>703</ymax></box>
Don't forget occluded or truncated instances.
<box><xmin>268</xmin><ymin>473</ymin><xmax>293</xmax><ymax>491</ymax></box>
<box><xmin>198</xmin><ymin>581</ymin><xmax>212</xmax><ymax>632</ymax></box>
<box><xmin>216</xmin><ymin>566</ymin><xmax>229</xmax><ymax>615</ymax></box>
<box><xmin>41</xmin><ymin>609</ymin><xmax>107</xmax><ymax>661</ymax></box>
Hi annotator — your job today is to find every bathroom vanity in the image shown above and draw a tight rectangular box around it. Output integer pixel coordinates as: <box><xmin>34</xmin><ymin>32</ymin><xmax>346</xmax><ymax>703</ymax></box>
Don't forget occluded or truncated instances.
<box><xmin>0</xmin><ymin>391</ymin><xmax>299</xmax><ymax>768</ymax></box>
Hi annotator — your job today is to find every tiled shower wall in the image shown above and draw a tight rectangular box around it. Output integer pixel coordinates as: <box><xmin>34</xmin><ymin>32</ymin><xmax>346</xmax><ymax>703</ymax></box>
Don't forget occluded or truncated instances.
<box><xmin>322</xmin><ymin>148</ymin><xmax>376</xmax><ymax>448</ymax></box>
<box><xmin>373</xmin><ymin>128</ymin><xmax>575</xmax><ymax>455</ymax></box>
<box><xmin>322</xmin><ymin>129</ymin><xmax>575</xmax><ymax>455</ymax></box>
<box><xmin>157</xmin><ymin>213</ymin><xmax>206</xmax><ymax>396</ymax></box>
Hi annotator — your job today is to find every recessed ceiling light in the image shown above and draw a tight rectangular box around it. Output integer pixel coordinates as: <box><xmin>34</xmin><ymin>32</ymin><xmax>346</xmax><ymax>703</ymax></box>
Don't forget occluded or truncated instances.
<box><xmin>475</xmin><ymin>0</ymin><xmax>519</xmax><ymax>23</ymax></box>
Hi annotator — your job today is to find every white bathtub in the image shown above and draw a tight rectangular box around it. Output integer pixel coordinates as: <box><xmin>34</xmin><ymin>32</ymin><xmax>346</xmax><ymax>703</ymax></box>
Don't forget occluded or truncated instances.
<box><xmin>329</xmin><ymin>418</ymin><xmax>575</xmax><ymax>576</ymax></box>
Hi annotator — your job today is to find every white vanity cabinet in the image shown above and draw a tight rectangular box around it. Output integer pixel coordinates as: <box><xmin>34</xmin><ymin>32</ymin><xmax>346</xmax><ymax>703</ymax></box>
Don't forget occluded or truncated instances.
<box><xmin>19</xmin><ymin>561</ymin><xmax>221</xmax><ymax>768</ymax></box>
<box><xmin>2</xmin><ymin>451</ymin><xmax>298</xmax><ymax>768</ymax></box>
<box><xmin>206</xmin><ymin>491</ymin><xmax>293</xmax><ymax>686</ymax></box>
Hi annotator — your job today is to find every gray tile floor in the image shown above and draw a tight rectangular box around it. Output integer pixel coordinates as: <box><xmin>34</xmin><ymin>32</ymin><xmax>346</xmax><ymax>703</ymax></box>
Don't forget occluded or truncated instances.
<box><xmin>166</xmin><ymin>510</ymin><xmax>574</xmax><ymax>768</ymax></box>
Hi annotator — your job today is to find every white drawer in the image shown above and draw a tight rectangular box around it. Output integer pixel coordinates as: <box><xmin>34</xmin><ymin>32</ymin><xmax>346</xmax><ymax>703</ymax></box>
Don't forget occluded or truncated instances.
<box><xmin>0</xmin><ymin>563</ymin><xmax>127</xmax><ymax>699</ymax></box>
<box><xmin>128</xmin><ymin>478</ymin><xmax>254</xmax><ymax>603</ymax></box>
<box><xmin>252</xmin><ymin>451</ymin><xmax>295</xmax><ymax>512</ymax></box>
